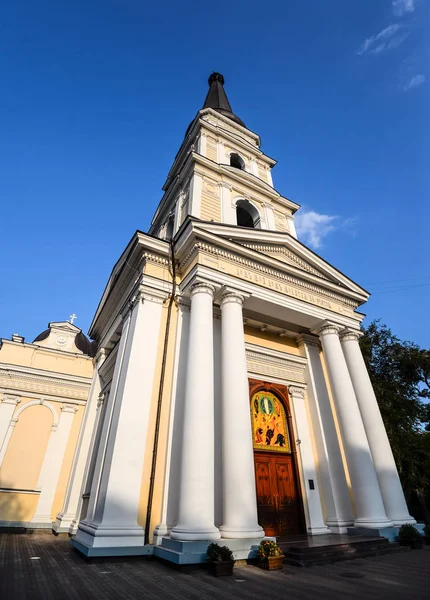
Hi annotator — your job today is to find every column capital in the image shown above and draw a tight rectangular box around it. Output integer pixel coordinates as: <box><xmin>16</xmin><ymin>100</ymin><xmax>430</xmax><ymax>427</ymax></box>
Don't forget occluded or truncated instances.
<box><xmin>175</xmin><ymin>295</ymin><xmax>191</xmax><ymax>311</ymax></box>
<box><xmin>311</xmin><ymin>321</ymin><xmax>343</xmax><ymax>338</ymax></box>
<box><xmin>288</xmin><ymin>385</ymin><xmax>306</xmax><ymax>399</ymax></box>
<box><xmin>138</xmin><ymin>285</ymin><xmax>169</xmax><ymax>305</ymax></box>
<box><xmin>220</xmin><ymin>287</ymin><xmax>249</xmax><ymax>306</ymax></box>
<box><xmin>1</xmin><ymin>394</ymin><xmax>21</xmax><ymax>406</ymax></box>
<box><xmin>61</xmin><ymin>403</ymin><xmax>79</xmax><ymax>415</ymax></box>
<box><xmin>189</xmin><ymin>281</ymin><xmax>216</xmax><ymax>298</ymax></box>
<box><xmin>95</xmin><ymin>347</ymin><xmax>107</xmax><ymax>366</ymax></box>
<box><xmin>296</xmin><ymin>333</ymin><xmax>320</xmax><ymax>349</ymax></box>
<box><xmin>339</xmin><ymin>328</ymin><xmax>363</xmax><ymax>343</ymax></box>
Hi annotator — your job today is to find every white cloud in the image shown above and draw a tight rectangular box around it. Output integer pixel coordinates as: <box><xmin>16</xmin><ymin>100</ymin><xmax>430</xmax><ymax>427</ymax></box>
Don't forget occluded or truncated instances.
<box><xmin>393</xmin><ymin>0</ymin><xmax>415</xmax><ymax>17</ymax></box>
<box><xmin>404</xmin><ymin>73</ymin><xmax>426</xmax><ymax>90</ymax></box>
<box><xmin>295</xmin><ymin>210</ymin><xmax>339</xmax><ymax>249</ymax></box>
<box><xmin>357</xmin><ymin>23</ymin><xmax>406</xmax><ymax>55</ymax></box>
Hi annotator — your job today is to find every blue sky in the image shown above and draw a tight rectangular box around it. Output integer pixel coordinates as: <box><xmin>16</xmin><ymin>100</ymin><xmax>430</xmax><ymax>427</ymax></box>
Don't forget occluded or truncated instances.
<box><xmin>0</xmin><ymin>0</ymin><xmax>428</xmax><ymax>347</ymax></box>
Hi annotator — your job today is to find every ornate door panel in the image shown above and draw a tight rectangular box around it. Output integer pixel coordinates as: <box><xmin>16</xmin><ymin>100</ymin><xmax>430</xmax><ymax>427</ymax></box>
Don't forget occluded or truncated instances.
<box><xmin>273</xmin><ymin>457</ymin><xmax>302</xmax><ymax>535</ymax></box>
<box><xmin>254</xmin><ymin>457</ymin><xmax>277</xmax><ymax>536</ymax></box>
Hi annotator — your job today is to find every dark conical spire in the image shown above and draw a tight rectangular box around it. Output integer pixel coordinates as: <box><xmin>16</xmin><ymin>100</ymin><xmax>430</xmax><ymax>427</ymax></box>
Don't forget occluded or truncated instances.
<box><xmin>202</xmin><ymin>72</ymin><xmax>246</xmax><ymax>128</ymax></box>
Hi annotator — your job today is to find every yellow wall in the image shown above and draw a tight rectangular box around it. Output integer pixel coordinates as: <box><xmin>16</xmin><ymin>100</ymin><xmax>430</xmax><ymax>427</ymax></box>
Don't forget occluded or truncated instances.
<box><xmin>51</xmin><ymin>405</ymin><xmax>84</xmax><ymax>521</ymax></box>
<box><xmin>244</xmin><ymin>326</ymin><xmax>300</xmax><ymax>355</ymax></box>
<box><xmin>0</xmin><ymin>492</ymin><xmax>39</xmax><ymax>522</ymax></box>
<box><xmin>0</xmin><ymin>342</ymin><xmax>93</xmax><ymax>378</ymax></box>
<box><xmin>0</xmin><ymin>402</ymin><xmax>54</xmax><ymax>490</ymax></box>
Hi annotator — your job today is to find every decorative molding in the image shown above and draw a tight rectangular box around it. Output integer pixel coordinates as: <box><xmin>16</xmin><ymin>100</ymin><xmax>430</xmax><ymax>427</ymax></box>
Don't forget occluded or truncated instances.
<box><xmin>178</xmin><ymin>242</ymin><xmax>357</xmax><ymax>310</ymax></box>
<box><xmin>242</xmin><ymin>244</ymin><xmax>328</xmax><ymax>280</ymax></box>
<box><xmin>14</xmin><ymin>399</ymin><xmax>59</xmax><ymax>427</ymax></box>
<box><xmin>245</xmin><ymin>345</ymin><xmax>306</xmax><ymax>385</ymax></box>
<box><xmin>339</xmin><ymin>329</ymin><xmax>363</xmax><ymax>343</ymax></box>
<box><xmin>0</xmin><ymin>368</ymin><xmax>91</xmax><ymax>401</ymax></box>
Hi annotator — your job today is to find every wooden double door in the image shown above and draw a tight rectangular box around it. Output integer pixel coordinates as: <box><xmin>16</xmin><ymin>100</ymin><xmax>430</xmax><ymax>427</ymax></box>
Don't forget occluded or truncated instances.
<box><xmin>254</xmin><ymin>452</ymin><xmax>303</xmax><ymax>536</ymax></box>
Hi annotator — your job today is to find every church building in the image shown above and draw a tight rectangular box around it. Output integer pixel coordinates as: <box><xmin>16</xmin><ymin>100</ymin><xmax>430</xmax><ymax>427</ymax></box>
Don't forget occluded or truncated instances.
<box><xmin>7</xmin><ymin>73</ymin><xmax>416</xmax><ymax>562</ymax></box>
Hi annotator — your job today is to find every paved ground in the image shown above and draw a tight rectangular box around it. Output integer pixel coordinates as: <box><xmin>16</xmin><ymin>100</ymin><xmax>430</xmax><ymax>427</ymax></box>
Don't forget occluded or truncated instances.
<box><xmin>1</xmin><ymin>532</ymin><xmax>429</xmax><ymax>600</ymax></box>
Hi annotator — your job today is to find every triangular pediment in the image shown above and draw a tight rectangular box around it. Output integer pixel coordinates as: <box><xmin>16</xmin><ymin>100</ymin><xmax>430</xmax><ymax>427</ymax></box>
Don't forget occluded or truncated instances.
<box><xmin>178</xmin><ymin>219</ymin><xmax>369</xmax><ymax>303</ymax></box>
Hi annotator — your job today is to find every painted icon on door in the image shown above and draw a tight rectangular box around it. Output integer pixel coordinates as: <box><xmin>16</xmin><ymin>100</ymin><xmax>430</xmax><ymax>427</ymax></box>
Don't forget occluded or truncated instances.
<box><xmin>251</xmin><ymin>391</ymin><xmax>290</xmax><ymax>453</ymax></box>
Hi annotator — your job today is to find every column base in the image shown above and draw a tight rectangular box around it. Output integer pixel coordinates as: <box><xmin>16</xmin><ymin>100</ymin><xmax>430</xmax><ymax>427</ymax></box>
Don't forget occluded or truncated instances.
<box><xmin>219</xmin><ymin>524</ymin><xmax>264</xmax><ymax>539</ymax></box>
<box><xmin>326</xmin><ymin>518</ymin><xmax>354</xmax><ymax>535</ymax></box>
<box><xmin>354</xmin><ymin>516</ymin><xmax>393</xmax><ymax>529</ymax></box>
<box><xmin>391</xmin><ymin>515</ymin><xmax>417</xmax><ymax>526</ymax></box>
<box><xmin>348</xmin><ymin>526</ymin><xmax>399</xmax><ymax>542</ymax></box>
<box><xmin>170</xmin><ymin>525</ymin><xmax>220</xmax><ymax>541</ymax></box>
<box><xmin>52</xmin><ymin>512</ymin><xmax>77</xmax><ymax>534</ymax></box>
<box><xmin>30</xmin><ymin>514</ymin><xmax>53</xmax><ymax>527</ymax></box>
<box><xmin>72</xmin><ymin>521</ymin><xmax>147</xmax><ymax>555</ymax></box>
<box><xmin>307</xmin><ymin>525</ymin><xmax>332</xmax><ymax>535</ymax></box>
<box><xmin>153</xmin><ymin>524</ymin><xmax>171</xmax><ymax>546</ymax></box>
<box><xmin>154</xmin><ymin>536</ymin><xmax>266</xmax><ymax>564</ymax></box>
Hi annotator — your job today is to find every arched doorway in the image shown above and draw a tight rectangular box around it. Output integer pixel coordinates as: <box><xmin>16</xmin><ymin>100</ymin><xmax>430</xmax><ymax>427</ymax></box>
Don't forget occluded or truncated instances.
<box><xmin>250</xmin><ymin>380</ymin><xmax>305</xmax><ymax>537</ymax></box>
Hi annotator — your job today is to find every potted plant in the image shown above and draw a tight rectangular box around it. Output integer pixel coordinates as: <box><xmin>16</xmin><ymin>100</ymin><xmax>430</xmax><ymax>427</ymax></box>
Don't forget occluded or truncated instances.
<box><xmin>397</xmin><ymin>524</ymin><xmax>423</xmax><ymax>549</ymax></box>
<box><xmin>206</xmin><ymin>543</ymin><xmax>234</xmax><ymax>576</ymax></box>
<box><xmin>423</xmin><ymin>524</ymin><xmax>430</xmax><ymax>545</ymax></box>
<box><xmin>257</xmin><ymin>540</ymin><xmax>284</xmax><ymax>570</ymax></box>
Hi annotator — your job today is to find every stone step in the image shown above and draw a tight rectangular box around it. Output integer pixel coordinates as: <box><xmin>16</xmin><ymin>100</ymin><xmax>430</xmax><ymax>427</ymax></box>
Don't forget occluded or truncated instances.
<box><xmin>283</xmin><ymin>542</ymin><xmax>407</xmax><ymax>567</ymax></box>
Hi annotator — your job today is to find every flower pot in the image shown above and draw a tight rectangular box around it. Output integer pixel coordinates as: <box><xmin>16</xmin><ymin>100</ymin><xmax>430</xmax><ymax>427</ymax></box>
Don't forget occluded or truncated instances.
<box><xmin>208</xmin><ymin>560</ymin><xmax>234</xmax><ymax>576</ymax></box>
<box><xmin>261</xmin><ymin>555</ymin><xmax>284</xmax><ymax>570</ymax></box>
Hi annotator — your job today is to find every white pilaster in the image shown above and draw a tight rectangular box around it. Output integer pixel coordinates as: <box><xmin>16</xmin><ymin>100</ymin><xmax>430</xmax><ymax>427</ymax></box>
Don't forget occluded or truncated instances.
<box><xmin>314</xmin><ymin>322</ymin><xmax>392</xmax><ymax>529</ymax></box>
<box><xmin>171</xmin><ymin>282</ymin><xmax>220</xmax><ymax>541</ymax></box>
<box><xmin>219</xmin><ymin>290</ymin><xmax>264</xmax><ymax>539</ymax></box>
<box><xmin>287</xmin><ymin>216</ymin><xmax>298</xmax><ymax>238</ymax></box>
<box><xmin>266</xmin><ymin>167</ymin><xmax>274</xmax><ymax>187</ymax></box>
<box><xmin>288</xmin><ymin>385</ymin><xmax>331</xmax><ymax>535</ymax></box>
<box><xmin>340</xmin><ymin>329</ymin><xmax>415</xmax><ymax>526</ymax></box>
<box><xmin>74</xmin><ymin>286</ymin><xmax>166</xmax><ymax>550</ymax></box>
<box><xmin>31</xmin><ymin>403</ymin><xmax>78</xmax><ymax>525</ymax></box>
<box><xmin>189</xmin><ymin>172</ymin><xmax>203</xmax><ymax>218</ymax></box>
<box><xmin>198</xmin><ymin>132</ymin><xmax>207</xmax><ymax>157</ymax></box>
<box><xmin>297</xmin><ymin>335</ymin><xmax>354</xmax><ymax>533</ymax></box>
<box><xmin>217</xmin><ymin>140</ymin><xmax>226</xmax><ymax>164</ymax></box>
<box><xmin>250</xmin><ymin>158</ymin><xmax>259</xmax><ymax>177</ymax></box>
<box><xmin>220</xmin><ymin>183</ymin><xmax>236</xmax><ymax>225</ymax></box>
<box><xmin>0</xmin><ymin>395</ymin><xmax>21</xmax><ymax>467</ymax></box>
<box><xmin>53</xmin><ymin>350</ymin><xmax>107</xmax><ymax>534</ymax></box>
<box><xmin>264</xmin><ymin>203</ymin><xmax>276</xmax><ymax>231</ymax></box>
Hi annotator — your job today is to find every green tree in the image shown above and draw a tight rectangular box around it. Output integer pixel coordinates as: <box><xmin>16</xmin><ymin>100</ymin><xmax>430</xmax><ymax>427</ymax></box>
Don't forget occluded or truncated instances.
<box><xmin>360</xmin><ymin>320</ymin><xmax>430</xmax><ymax>520</ymax></box>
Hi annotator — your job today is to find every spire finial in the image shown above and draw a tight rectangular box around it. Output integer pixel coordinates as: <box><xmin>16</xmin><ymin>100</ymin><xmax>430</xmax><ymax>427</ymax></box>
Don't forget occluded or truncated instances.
<box><xmin>208</xmin><ymin>72</ymin><xmax>225</xmax><ymax>86</ymax></box>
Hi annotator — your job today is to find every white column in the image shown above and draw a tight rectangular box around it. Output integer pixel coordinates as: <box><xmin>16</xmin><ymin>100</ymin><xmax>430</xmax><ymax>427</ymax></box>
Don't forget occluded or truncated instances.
<box><xmin>31</xmin><ymin>403</ymin><xmax>78</xmax><ymax>525</ymax></box>
<box><xmin>219</xmin><ymin>290</ymin><xmax>263</xmax><ymax>539</ymax></box>
<box><xmin>266</xmin><ymin>167</ymin><xmax>274</xmax><ymax>187</ymax></box>
<box><xmin>171</xmin><ymin>282</ymin><xmax>220</xmax><ymax>541</ymax></box>
<box><xmin>298</xmin><ymin>335</ymin><xmax>354</xmax><ymax>533</ymax></box>
<box><xmin>289</xmin><ymin>386</ymin><xmax>331</xmax><ymax>535</ymax></box>
<box><xmin>53</xmin><ymin>350</ymin><xmax>107</xmax><ymax>533</ymax></box>
<box><xmin>340</xmin><ymin>329</ymin><xmax>415</xmax><ymax>525</ymax></box>
<box><xmin>74</xmin><ymin>287</ymin><xmax>166</xmax><ymax>550</ymax></box>
<box><xmin>314</xmin><ymin>322</ymin><xmax>392</xmax><ymax>529</ymax></box>
<box><xmin>250</xmin><ymin>158</ymin><xmax>259</xmax><ymax>177</ymax></box>
<box><xmin>198</xmin><ymin>132</ymin><xmax>207</xmax><ymax>157</ymax></box>
<box><xmin>0</xmin><ymin>395</ymin><xmax>21</xmax><ymax>467</ymax></box>
<box><xmin>217</xmin><ymin>140</ymin><xmax>226</xmax><ymax>164</ymax></box>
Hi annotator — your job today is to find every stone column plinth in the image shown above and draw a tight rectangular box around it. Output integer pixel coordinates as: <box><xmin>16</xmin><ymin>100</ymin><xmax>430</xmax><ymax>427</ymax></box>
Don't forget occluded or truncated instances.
<box><xmin>313</xmin><ymin>322</ymin><xmax>392</xmax><ymax>529</ymax></box>
<box><xmin>340</xmin><ymin>329</ymin><xmax>415</xmax><ymax>526</ymax></box>
<box><xmin>219</xmin><ymin>290</ymin><xmax>263</xmax><ymax>540</ymax></box>
<box><xmin>171</xmin><ymin>283</ymin><xmax>220</xmax><ymax>541</ymax></box>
